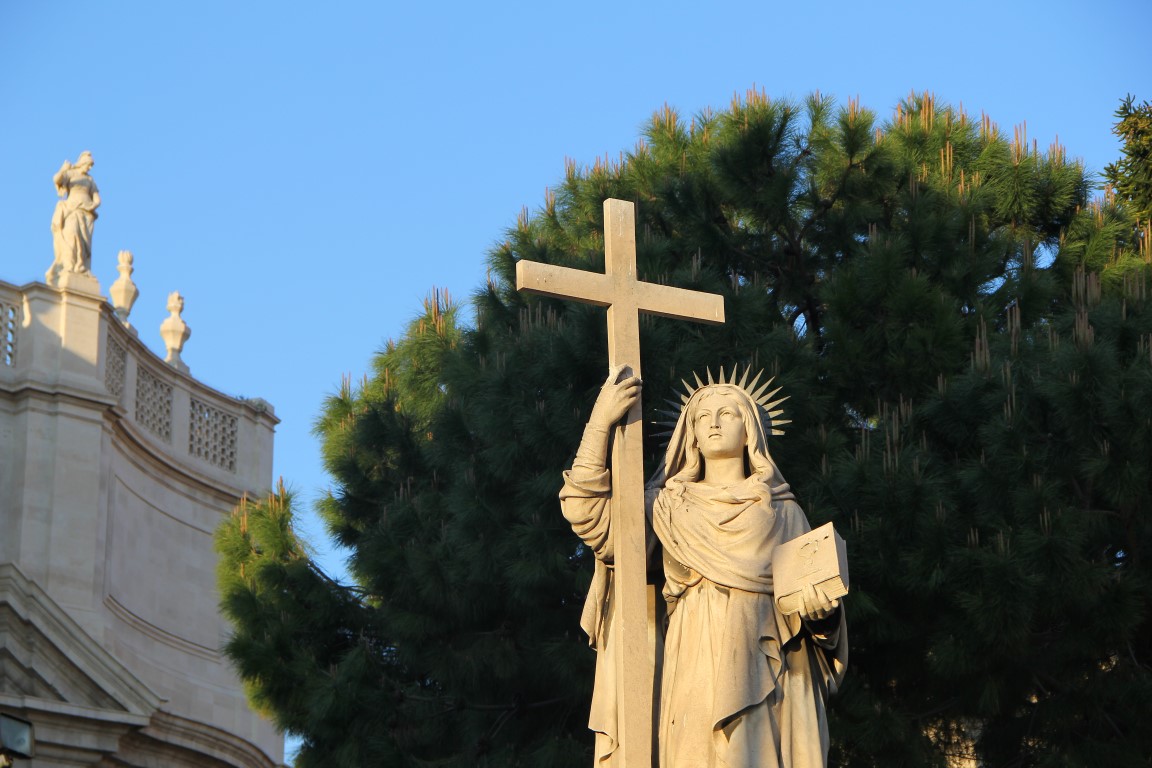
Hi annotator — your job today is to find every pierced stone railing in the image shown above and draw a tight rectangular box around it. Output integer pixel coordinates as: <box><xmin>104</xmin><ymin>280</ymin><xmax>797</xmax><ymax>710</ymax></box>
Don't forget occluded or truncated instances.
<box><xmin>189</xmin><ymin>397</ymin><xmax>239</xmax><ymax>472</ymax></box>
<box><xmin>0</xmin><ymin>282</ymin><xmax>20</xmax><ymax>368</ymax></box>
<box><xmin>102</xmin><ymin>304</ymin><xmax>275</xmax><ymax>491</ymax></box>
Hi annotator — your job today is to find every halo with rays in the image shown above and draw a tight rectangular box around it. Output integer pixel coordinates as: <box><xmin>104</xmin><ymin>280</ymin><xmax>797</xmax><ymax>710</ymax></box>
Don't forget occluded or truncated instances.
<box><xmin>653</xmin><ymin>365</ymin><xmax>791</xmax><ymax>441</ymax></box>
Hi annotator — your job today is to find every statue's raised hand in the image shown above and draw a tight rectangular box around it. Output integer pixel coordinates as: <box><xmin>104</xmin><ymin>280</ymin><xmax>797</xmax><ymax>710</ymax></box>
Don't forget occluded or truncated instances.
<box><xmin>589</xmin><ymin>364</ymin><xmax>642</xmax><ymax>429</ymax></box>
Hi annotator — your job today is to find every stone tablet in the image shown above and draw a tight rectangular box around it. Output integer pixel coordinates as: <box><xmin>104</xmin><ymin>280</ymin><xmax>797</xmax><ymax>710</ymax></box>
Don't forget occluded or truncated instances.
<box><xmin>774</xmin><ymin>522</ymin><xmax>849</xmax><ymax>615</ymax></box>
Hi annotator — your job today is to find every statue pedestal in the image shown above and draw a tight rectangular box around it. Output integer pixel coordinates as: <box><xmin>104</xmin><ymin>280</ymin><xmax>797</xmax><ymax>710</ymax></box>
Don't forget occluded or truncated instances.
<box><xmin>55</xmin><ymin>271</ymin><xmax>102</xmax><ymax>297</ymax></box>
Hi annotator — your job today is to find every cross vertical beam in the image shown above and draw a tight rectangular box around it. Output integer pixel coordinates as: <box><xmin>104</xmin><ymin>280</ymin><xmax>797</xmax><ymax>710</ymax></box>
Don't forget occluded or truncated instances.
<box><xmin>603</xmin><ymin>199</ymin><xmax>649</xmax><ymax>767</ymax></box>
<box><xmin>516</xmin><ymin>198</ymin><xmax>724</xmax><ymax>768</ymax></box>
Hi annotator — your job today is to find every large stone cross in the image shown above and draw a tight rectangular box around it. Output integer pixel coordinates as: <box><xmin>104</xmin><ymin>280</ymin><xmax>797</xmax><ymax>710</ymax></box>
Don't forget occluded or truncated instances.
<box><xmin>516</xmin><ymin>198</ymin><xmax>725</xmax><ymax>767</ymax></box>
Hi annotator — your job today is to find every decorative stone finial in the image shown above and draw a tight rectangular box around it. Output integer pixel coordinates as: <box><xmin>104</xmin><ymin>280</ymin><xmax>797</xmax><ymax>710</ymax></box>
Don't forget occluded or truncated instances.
<box><xmin>160</xmin><ymin>291</ymin><xmax>191</xmax><ymax>373</ymax></box>
<box><xmin>109</xmin><ymin>250</ymin><xmax>139</xmax><ymax>330</ymax></box>
<box><xmin>47</xmin><ymin>151</ymin><xmax>101</xmax><ymax>286</ymax></box>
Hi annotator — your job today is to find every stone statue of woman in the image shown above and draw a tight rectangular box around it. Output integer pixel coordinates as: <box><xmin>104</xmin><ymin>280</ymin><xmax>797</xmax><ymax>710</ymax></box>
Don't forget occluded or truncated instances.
<box><xmin>560</xmin><ymin>366</ymin><xmax>847</xmax><ymax>768</ymax></box>
<box><xmin>48</xmin><ymin>151</ymin><xmax>101</xmax><ymax>284</ymax></box>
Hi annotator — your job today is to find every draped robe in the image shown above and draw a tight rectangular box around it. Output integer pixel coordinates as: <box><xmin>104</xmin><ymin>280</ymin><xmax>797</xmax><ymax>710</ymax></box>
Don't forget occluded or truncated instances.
<box><xmin>50</xmin><ymin>168</ymin><xmax>99</xmax><ymax>275</ymax></box>
<box><xmin>560</xmin><ymin>467</ymin><xmax>847</xmax><ymax>768</ymax></box>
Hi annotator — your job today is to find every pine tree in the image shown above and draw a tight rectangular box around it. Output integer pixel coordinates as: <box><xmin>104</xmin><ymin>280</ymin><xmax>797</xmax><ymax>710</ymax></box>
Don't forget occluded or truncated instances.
<box><xmin>217</xmin><ymin>91</ymin><xmax>1152</xmax><ymax>767</ymax></box>
<box><xmin>1104</xmin><ymin>95</ymin><xmax>1152</xmax><ymax>221</ymax></box>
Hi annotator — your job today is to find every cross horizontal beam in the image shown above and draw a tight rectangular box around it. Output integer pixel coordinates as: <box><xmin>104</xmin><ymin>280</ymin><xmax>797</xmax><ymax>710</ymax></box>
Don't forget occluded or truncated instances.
<box><xmin>514</xmin><ymin>261</ymin><xmax>725</xmax><ymax>324</ymax></box>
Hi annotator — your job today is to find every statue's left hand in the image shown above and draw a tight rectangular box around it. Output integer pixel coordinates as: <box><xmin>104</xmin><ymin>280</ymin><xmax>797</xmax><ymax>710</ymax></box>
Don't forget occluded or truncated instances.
<box><xmin>798</xmin><ymin>582</ymin><xmax>839</xmax><ymax>622</ymax></box>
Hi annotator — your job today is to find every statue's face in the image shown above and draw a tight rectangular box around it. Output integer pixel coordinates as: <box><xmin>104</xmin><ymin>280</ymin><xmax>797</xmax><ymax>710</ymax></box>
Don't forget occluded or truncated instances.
<box><xmin>692</xmin><ymin>390</ymin><xmax>747</xmax><ymax>461</ymax></box>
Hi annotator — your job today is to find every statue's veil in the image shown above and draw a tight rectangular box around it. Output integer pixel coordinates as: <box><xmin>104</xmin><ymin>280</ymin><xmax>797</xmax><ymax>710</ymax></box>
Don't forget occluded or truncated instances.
<box><xmin>658</xmin><ymin>382</ymin><xmax>794</xmax><ymax>502</ymax></box>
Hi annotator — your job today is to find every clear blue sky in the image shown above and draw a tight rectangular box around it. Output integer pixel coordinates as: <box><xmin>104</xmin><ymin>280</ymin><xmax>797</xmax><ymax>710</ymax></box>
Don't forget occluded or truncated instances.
<box><xmin>2</xmin><ymin>1</ymin><xmax>1148</xmax><ymax>585</ymax></box>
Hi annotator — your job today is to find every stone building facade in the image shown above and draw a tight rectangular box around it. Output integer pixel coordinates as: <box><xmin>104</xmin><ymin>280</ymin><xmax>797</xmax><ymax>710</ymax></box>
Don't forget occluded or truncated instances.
<box><xmin>0</xmin><ymin>275</ymin><xmax>283</xmax><ymax>767</ymax></box>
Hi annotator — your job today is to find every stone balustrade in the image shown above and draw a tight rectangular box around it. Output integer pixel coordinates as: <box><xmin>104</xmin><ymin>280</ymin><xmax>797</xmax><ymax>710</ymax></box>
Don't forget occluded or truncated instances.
<box><xmin>0</xmin><ymin>277</ymin><xmax>275</xmax><ymax>496</ymax></box>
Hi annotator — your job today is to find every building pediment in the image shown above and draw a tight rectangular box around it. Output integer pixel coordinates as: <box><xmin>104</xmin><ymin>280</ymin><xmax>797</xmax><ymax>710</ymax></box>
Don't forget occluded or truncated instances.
<box><xmin>0</xmin><ymin>563</ymin><xmax>280</xmax><ymax>767</ymax></box>
<box><xmin>0</xmin><ymin>563</ymin><xmax>163</xmax><ymax>718</ymax></box>
<box><xmin>0</xmin><ymin>563</ymin><xmax>161</xmax><ymax>764</ymax></box>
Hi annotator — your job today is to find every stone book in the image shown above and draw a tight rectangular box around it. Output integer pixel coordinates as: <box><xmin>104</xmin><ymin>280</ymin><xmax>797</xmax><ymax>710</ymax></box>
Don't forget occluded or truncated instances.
<box><xmin>773</xmin><ymin>522</ymin><xmax>849</xmax><ymax>615</ymax></box>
